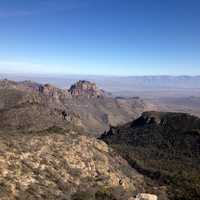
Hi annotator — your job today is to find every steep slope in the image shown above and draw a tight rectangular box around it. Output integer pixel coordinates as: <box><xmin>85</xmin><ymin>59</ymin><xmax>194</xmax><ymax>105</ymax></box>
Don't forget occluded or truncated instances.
<box><xmin>0</xmin><ymin>129</ymin><xmax>147</xmax><ymax>200</ymax></box>
<box><xmin>0</xmin><ymin>79</ymin><xmax>150</xmax><ymax>134</ymax></box>
<box><xmin>101</xmin><ymin>112</ymin><xmax>200</xmax><ymax>200</ymax></box>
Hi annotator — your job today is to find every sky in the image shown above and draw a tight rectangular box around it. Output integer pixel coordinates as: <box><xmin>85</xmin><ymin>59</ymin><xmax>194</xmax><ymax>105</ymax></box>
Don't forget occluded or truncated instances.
<box><xmin>0</xmin><ymin>0</ymin><xmax>200</xmax><ymax>76</ymax></box>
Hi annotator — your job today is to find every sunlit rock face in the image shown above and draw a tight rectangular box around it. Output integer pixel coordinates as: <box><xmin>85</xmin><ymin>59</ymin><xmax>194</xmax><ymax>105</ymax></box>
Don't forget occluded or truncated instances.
<box><xmin>69</xmin><ymin>80</ymin><xmax>105</xmax><ymax>98</ymax></box>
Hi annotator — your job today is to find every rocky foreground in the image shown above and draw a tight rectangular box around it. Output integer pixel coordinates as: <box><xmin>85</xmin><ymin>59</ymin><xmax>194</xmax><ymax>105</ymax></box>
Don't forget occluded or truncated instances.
<box><xmin>0</xmin><ymin>129</ymin><xmax>149</xmax><ymax>200</ymax></box>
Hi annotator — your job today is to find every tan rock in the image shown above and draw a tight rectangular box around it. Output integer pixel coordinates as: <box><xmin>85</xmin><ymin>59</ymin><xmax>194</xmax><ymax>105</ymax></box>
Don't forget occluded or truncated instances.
<box><xmin>136</xmin><ymin>193</ymin><xmax>158</xmax><ymax>200</ymax></box>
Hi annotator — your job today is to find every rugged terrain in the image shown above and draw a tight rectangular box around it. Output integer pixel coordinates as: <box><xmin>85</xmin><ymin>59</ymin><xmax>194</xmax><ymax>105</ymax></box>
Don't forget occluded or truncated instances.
<box><xmin>0</xmin><ymin>128</ymin><xmax>149</xmax><ymax>200</ymax></box>
<box><xmin>0</xmin><ymin>79</ymin><xmax>159</xmax><ymax>199</ymax></box>
<box><xmin>0</xmin><ymin>79</ymin><xmax>152</xmax><ymax>134</ymax></box>
<box><xmin>101</xmin><ymin>111</ymin><xmax>200</xmax><ymax>200</ymax></box>
<box><xmin>1</xmin><ymin>78</ymin><xmax>199</xmax><ymax>199</ymax></box>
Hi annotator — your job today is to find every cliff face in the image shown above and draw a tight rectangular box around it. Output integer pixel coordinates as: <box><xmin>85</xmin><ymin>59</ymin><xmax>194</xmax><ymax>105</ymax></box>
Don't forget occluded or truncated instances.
<box><xmin>69</xmin><ymin>80</ymin><xmax>105</xmax><ymax>98</ymax></box>
<box><xmin>101</xmin><ymin>111</ymin><xmax>200</xmax><ymax>200</ymax></box>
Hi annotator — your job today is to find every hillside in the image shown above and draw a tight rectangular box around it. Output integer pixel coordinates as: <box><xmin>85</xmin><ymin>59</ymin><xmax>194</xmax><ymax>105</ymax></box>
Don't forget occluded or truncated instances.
<box><xmin>0</xmin><ymin>79</ymin><xmax>151</xmax><ymax>134</ymax></box>
<box><xmin>0</xmin><ymin>128</ymin><xmax>148</xmax><ymax>200</ymax></box>
<box><xmin>101</xmin><ymin>111</ymin><xmax>200</xmax><ymax>200</ymax></box>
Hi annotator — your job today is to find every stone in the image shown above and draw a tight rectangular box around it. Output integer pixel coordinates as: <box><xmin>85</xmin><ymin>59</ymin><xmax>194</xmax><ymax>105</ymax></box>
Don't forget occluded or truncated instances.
<box><xmin>136</xmin><ymin>193</ymin><xmax>158</xmax><ymax>200</ymax></box>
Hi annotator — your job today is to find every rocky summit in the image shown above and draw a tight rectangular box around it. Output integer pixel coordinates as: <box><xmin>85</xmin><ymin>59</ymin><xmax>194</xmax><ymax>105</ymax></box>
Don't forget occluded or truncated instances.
<box><xmin>68</xmin><ymin>80</ymin><xmax>105</xmax><ymax>98</ymax></box>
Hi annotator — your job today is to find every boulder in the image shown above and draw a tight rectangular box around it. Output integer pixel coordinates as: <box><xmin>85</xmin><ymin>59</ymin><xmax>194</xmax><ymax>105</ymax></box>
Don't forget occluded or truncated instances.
<box><xmin>136</xmin><ymin>193</ymin><xmax>158</xmax><ymax>200</ymax></box>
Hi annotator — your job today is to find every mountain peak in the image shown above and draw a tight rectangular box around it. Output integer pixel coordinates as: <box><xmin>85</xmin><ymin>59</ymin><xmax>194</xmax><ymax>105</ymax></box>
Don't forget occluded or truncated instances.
<box><xmin>69</xmin><ymin>80</ymin><xmax>105</xmax><ymax>98</ymax></box>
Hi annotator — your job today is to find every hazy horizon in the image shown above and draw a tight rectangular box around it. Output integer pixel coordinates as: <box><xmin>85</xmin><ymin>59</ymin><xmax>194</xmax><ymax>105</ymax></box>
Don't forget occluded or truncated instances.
<box><xmin>1</xmin><ymin>73</ymin><xmax>200</xmax><ymax>98</ymax></box>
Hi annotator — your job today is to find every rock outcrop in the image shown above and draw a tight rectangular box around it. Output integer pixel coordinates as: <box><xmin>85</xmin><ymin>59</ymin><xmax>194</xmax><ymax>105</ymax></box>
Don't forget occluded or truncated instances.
<box><xmin>39</xmin><ymin>83</ymin><xmax>70</xmax><ymax>102</ymax></box>
<box><xmin>69</xmin><ymin>80</ymin><xmax>105</xmax><ymax>98</ymax></box>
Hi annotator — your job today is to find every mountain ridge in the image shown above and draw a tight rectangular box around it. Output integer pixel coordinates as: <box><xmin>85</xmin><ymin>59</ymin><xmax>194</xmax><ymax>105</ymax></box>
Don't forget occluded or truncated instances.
<box><xmin>0</xmin><ymin>79</ymin><xmax>152</xmax><ymax>134</ymax></box>
<box><xmin>101</xmin><ymin>111</ymin><xmax>200</xmax><ymax>200</ymax></box>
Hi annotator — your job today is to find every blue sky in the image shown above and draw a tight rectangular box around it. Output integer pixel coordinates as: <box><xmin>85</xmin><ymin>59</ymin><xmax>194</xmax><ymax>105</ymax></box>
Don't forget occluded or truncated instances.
<box><xmin>0</xmin><ymin>0</ymin><xmax>200</xmax><ymax>76</ymax></box>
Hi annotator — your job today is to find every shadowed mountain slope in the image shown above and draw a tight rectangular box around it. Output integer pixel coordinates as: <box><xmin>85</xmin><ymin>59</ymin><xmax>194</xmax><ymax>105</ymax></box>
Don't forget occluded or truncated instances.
<box><xmin>101</xmin><ymin>111</ymin><xmax>200</xmax><ymax>200</ymax></box>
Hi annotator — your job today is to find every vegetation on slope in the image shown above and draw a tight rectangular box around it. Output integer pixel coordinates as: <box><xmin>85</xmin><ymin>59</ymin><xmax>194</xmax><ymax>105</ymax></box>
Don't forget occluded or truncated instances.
<box><xmin>101</xmin><ymin>111</ymin><xmax>200</xmax><ymax>200</ymax></box>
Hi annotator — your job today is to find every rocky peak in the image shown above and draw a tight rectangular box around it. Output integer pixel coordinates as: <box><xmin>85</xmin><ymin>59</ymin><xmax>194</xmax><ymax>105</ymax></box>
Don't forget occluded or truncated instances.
<box><xmin>69</xmin><ymin>80</ymin><xmax>105</xmax><ymax>98</ymax></box>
